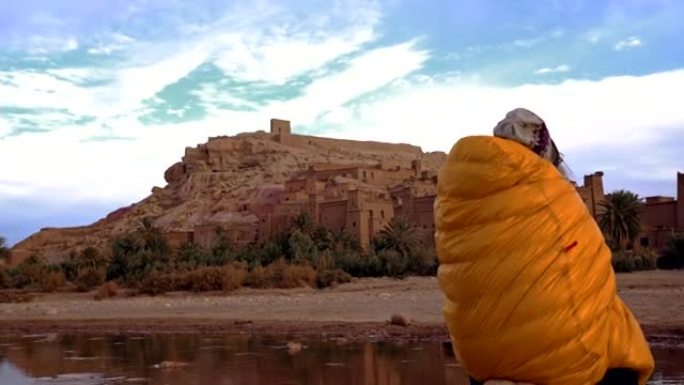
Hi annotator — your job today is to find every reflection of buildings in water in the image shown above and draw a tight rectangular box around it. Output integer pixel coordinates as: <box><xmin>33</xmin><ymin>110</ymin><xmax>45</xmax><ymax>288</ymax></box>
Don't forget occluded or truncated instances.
<box><xmin>1</xmin><ymin>335</ymin><xmax>469</xmax><ymax>385</ymax></box>
<box><xmin>1</xmin><ymin>335</ymin><xmax>683</xmax><ymax>384</ymax></box>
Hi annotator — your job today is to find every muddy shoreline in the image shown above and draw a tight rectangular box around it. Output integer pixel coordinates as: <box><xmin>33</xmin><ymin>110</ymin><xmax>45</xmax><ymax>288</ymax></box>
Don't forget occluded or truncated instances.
<box><xmin>0</xmin><ymin>319</ymin><xmax>682</xmax><ymax>347</ymax></box>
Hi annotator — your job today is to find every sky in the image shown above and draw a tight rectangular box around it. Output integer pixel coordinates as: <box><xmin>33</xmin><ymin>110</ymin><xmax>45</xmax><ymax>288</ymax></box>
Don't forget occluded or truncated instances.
<box><xmin>1</xmin><ymin>0</ymin><xmax>683</xmax><ymax>245</ymax></box>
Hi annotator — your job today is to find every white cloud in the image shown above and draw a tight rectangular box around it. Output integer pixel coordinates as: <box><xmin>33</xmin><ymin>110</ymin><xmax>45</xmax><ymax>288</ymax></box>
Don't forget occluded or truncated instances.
<box><xmin>0</xmin><ymin>0</ymin><xmax>382</xmax><ymax>134</ymax></box>
<box><xmin>25</xmin><ymin>35</ymin><xmax>79</xmax><ymax>54</ymax></box>
<box><xmin>0</xmin><ymin>118</ymin><xmax>10</xmax><ymax>137</ymax></box>
<box><xmin>513</xmin><ymin>37</ymin><xmax>544</xmax><ymax>48</ymax></box>
<box><xmin>262</xmin><ymin>40</ymin><xmax>428</xmax><ymax>126</ymax></box>
<box><xmin>1</xmin><ymin>0</ymin><xmax>682</xmax><ymax>221</ymax></box>
<box><xmin>0</xmin><ymin>71</ymin><xmax>91</xmax><ymax>114</ymax></box>
<box><xmin>108</xmin><ymin>48</ymin><xmax>208</xmax><ymax>115</ymax></box>
<box><xmin>4</xmin><ymin>67</ymin><xmax>683</xmax><ymax>206</ymax></box>
<box><xmin>0</xmin><ymin>48</ymin><xmax>207</xmax><ymax>122</ymax></box>
<box><xmin>87</xmin><ymin>32</ymin><xmax>136</xmax><ymax>55</ymax></box>
<box><xmin>316</xmin><ymin>69</ymin><xmax>684</xmax><ymax>168</ymax></box>
<box><xmin>208</xmin><ymin>3</ymin><xmax>379</xmax><ymax>84</ymax></box>
<box><xmin>534</xmin><ymin>64</ymin><xmax>572</xmax><ymax>75</ymax></box>
<box><xmin>191</xmin><ymin>83</ymin><xmax>259</xmax><ymax>112</ymax></box>
<box><xmin>614</xmin><ymin>36</ymin><xmax>643</xmax><ymax>50</ymax></box>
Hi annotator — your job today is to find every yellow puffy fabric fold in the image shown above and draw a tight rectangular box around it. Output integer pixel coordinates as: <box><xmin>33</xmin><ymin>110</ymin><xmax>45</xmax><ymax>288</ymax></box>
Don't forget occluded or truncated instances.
<box><xmin>434</xmin><ymin>136</ymin><xmax>654</xmax><ymax>385</ymax></box>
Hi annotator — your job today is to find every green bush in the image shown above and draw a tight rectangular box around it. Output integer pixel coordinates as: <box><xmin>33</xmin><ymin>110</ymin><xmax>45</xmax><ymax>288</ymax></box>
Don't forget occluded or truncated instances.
<box><xmin>76</xmin><ymin>246</ymin><xmax>109</xmax><ymax>270</ymax></box>
<box><xmin>612</xmin><ymin>249</ymin><xmax>660</xmax><ymax>272</ymax></box>
<box><xmin>0</xmin><ymin>266</ymin><xmax>10</xmax><ymax>289</ymax></box>
<box><xmin>95</xmin><ymin>282</ymin><xmax>119</xmax><ymax>300</ymax></box>
<box><xmin>184</xmin><ymin>264</ymin><xmax>247</xmax><ymax>292</ymax></box>
<box><xmin>139</xmin><ymin>271</ymin><xmax>181</xmax><ymax>295</ymax></box>
<box><xmin>407</xmin><ymin>247</ymin><xmax>438</xmax><ymax>276</ymax></box>
<box><xmin>246</xmin><ymin>260</ymin><xmax>317</xmax><ymax>289</ymax></box>
<box><xmin>175</xmin><ymin>242</ymin><xmax>208</xmax><ymax>270</ymax></box>
<box><xmin>286</xmin><ymin>230</ymin><xmax>316</xmax><ymax>263</ymax></box>
<box><xmin>281</xmin><ymin>263</ymin><xmax>317</xmax><ymax>288</ymax></box>
<box><xmin>378</xmin><ymin>249</ymin><xmax>409</xmax><ymax>278</ymax></box>
<box><xmin>11</xmin><ymin>255</ymin><xmax>48</xmax><ymax>289</ymax></box>
<box><xmin>75</xmin><ymin>267</ymin><xmax>106</xmax><ymax>292</ymax></box>
<box><xmin>633</xmin><ymin>249</ymin><xmax>657</xmax><ymax>271</ymax></box>
<box><xmin>54</xmin><ymin>213</ymin><xmax>443</xmax><ymax>294</ymax></box>
<box><xmin>41</xmin><ymin>270</ymin><xmax>67</xmax><ymax>292</ymax></box>
<box><xmin>316</xmin><ymin>269</ymin><xmax>352</xmax><ymax>289</ymax></box>
<box><xmin>59</xmin><ymin>257</ymin><xmax>78</xmax><ymax>283</ymax></box>
<box><xmin>657</xmin><ymin>236</ymin><xmax>684</xmax><ymax>270</ymax></box>
<box><xmin>335</xmin><ymin>252</ymin><xmax>383</xmax><ymax>277</ymax></box>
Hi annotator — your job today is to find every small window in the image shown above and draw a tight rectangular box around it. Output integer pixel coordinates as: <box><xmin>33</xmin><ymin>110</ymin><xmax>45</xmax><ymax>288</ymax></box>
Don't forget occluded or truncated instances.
<box><xmin>381</xmin><ymin>210</ymin><xmax>385</xmax><ymax>219</ymax></box>
<box><xmin>640</xmin><ymin>237</ymin><xmax>650</xmax><ymax>247</ymax></box>
<box><xmin>369</xmin><ymin>210</ymin><xmax>374</xmax><ymax>218</ymax></box>
<box><xmin>353</xmin><ymin>222</ymin><xmax>357</xmax><ymax>227</ymax></box>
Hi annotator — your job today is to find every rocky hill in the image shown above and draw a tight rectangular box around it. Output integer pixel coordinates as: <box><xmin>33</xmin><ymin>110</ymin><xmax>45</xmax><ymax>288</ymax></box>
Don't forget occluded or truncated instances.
<box><xmin>10</xmin><ymin>123</ymin><xmax>447</xmax><ymax>264</ymax></box>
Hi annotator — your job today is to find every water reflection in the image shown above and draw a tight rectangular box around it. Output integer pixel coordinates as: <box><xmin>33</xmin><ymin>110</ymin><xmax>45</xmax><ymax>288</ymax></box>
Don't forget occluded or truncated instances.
<box><xmin>0</xmin><ymin>334</ymin><xmax>681</xmax><ymax>385</ymax></box>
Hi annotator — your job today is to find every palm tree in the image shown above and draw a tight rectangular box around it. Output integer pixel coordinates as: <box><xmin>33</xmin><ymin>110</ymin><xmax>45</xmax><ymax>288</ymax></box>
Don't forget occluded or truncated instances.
<box><xmin>134</xmin><ymin>217</ymin><xmax>170</xmax><ymax>255</ymax></box>
<box><xmin>0</xmin><ymin>236</ymin><xmax>10</xmax><ymax>263</ymax></box>
<box><xmin>290</xmin><ymin>212</ymin><xmax>315</xmax><ymax>235</ymax></box>
<box><xmin>374</xmin><ymin>218</ymin><xmax>422</xmax><ymax>258</ymax></box>
<box><xmin>597</xmin><ymin>190</ymin><xmax>642</xmax><ymax>250</ymax></box>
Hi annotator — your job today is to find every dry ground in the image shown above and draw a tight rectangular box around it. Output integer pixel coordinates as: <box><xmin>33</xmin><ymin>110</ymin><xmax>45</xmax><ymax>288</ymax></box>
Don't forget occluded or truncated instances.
<box><xmin>0</xmin><ymin>271</ymin><xmax>682</xmax><ymax>341</ymax></box>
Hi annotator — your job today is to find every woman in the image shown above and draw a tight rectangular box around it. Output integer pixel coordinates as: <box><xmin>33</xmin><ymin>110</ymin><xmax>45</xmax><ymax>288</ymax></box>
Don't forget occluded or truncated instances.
<box><xmin>434</xmin><ymin>108</ymin><xmax>654</xmax><ymax>385</ymax></box>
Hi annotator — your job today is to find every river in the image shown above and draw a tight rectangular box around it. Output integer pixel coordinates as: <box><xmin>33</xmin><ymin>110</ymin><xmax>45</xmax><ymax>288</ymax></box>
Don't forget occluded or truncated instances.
<box><xmin>0</xmin><ymin>334</ymin><xmax>682</xmax><ymax>384</ymax></box>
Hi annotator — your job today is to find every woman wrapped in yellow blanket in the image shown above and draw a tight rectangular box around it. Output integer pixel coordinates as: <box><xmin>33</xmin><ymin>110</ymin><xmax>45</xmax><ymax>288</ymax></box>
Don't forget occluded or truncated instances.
<box><xmin>434</xmin><ymin>108</ymin><xmax>654</xmax><ymax>385</ymax></box>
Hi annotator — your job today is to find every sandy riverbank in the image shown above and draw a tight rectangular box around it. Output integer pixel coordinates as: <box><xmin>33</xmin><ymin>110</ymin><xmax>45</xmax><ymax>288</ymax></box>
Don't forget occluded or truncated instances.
<box><xmin>0</xmin><ymin>271</ymin><xmax>683</xmax><ymax>343</ymax></box>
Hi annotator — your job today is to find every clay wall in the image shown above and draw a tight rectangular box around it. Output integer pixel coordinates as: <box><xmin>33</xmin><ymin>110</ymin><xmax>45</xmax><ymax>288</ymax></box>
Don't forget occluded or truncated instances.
<box><xmin>163</xmin><ymin>231</ymin><xmax>194</xmax><ymax>249</ymax></box>
<box><xmin>389</xmin><ymin>186</ymin><xmax>414</xmax><ymax>218</ymax></box>
<box><xmin>193</xmin><ymin>226</ymin><xmax>219</xmax><ymax>249</ymax></box>
<box><xmin>320</xmin><ymin>200</ymin><xmax>348</xmax><ymax>234</ymax></box>
<box><xmin>312</xmin><ymin>167</ymin><xmax>362</xmax><ymax>181</ymax></box>
<box><xmin>639</xmin><ymin>200</ymin><xmax>678</xmax><ymax>251</ymax></box>
<box><xmin>270</xmin><ymin>119</ymin><xmax>291</xmax><ymax>135</ymax></box>
<box><xmin>277</xmin><ymin>133</ymin><xmax>422</xmax><ymax>157</ymax></box>
<box><xmin>285</xmin><ymin>178</ymin><xmax>307</xmax><ymax>192</ymax></box>
<box><xmin>366</xmin><ymin>201</ymin><xmax>395</xmax><ymax>241</ymax></box>
<box><xmin>642</xmin><ymin>201</ymin><xmax>677</xmax><ymax>229</ymax></box>
<box><xmin>581</xmin><ymin>172</ymin><xmax>605</xmax><ymax>217</ymax></box>
<box><xmin>346</xmin><ymin>209</ymin><xmax>369</xmax><ymax>249</ymax></box>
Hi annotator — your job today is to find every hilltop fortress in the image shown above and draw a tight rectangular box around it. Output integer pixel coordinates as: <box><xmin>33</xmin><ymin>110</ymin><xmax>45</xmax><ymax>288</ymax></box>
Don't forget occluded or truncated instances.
<box><xmin>162</xmin><ymin>119</ymin><xmax>439</xmax><ymax>252</ymax></box>
<box><xmin>6</xmin><ymin>119</ymin><xmax>684</xmax><ymax>265</ymax></box>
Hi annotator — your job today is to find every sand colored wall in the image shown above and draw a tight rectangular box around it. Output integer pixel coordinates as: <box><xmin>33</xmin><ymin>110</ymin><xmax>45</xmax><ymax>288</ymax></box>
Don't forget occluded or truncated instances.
<box><xmin>633</xmin><ymin>172</ymin><xmax>683</xmax><ymax>252</ymax></box>
<box><xmin>270</xmin><ymin>119</ymin><xmax>291</xmax><ymax>135</ymax></box>
<box><xmin>163</xmin><ymin>231</ymin><xmax>194</xmax><ymax>249</ymax></box>
<box><xmin>320</xmin><ymin>200</ymin><xmax>348</xmax><ymax>234</ymax></box>
<box><xmin>268</xmin><ymin>120</ymin><xmax>421</xmax><ymax>156</ymax></box>
<box><xmin>640</xmin><ymin>200</ymin><xmax>678</xmax><ymax>251</ymax></box>
<box><xmin>581</xmin><ymin>172</ymin><xmax>605</xmax><ymax>217</ymax></box>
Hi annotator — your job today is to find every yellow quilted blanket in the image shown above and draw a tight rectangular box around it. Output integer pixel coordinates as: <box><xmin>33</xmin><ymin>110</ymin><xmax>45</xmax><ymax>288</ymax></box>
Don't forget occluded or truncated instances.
<box><xmin>434</xmin><ymin>136</ymin><xmax>654</xmax><ymax>385</ymax></box>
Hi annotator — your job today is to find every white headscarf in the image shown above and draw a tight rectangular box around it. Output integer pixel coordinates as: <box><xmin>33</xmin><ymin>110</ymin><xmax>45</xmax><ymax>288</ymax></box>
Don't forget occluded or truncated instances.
<box><xmin>493</xmin><ymin>108</ymin><xmax>562</xmax><ymax>168</ymax></box>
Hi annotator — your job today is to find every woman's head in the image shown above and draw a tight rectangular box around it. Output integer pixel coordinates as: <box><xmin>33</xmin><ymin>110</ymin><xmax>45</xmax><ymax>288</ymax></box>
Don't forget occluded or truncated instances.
<box><xmin>493</xmin><ymin>108</ymin><xmax>566</xmax><ymax>173</ymax></box>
